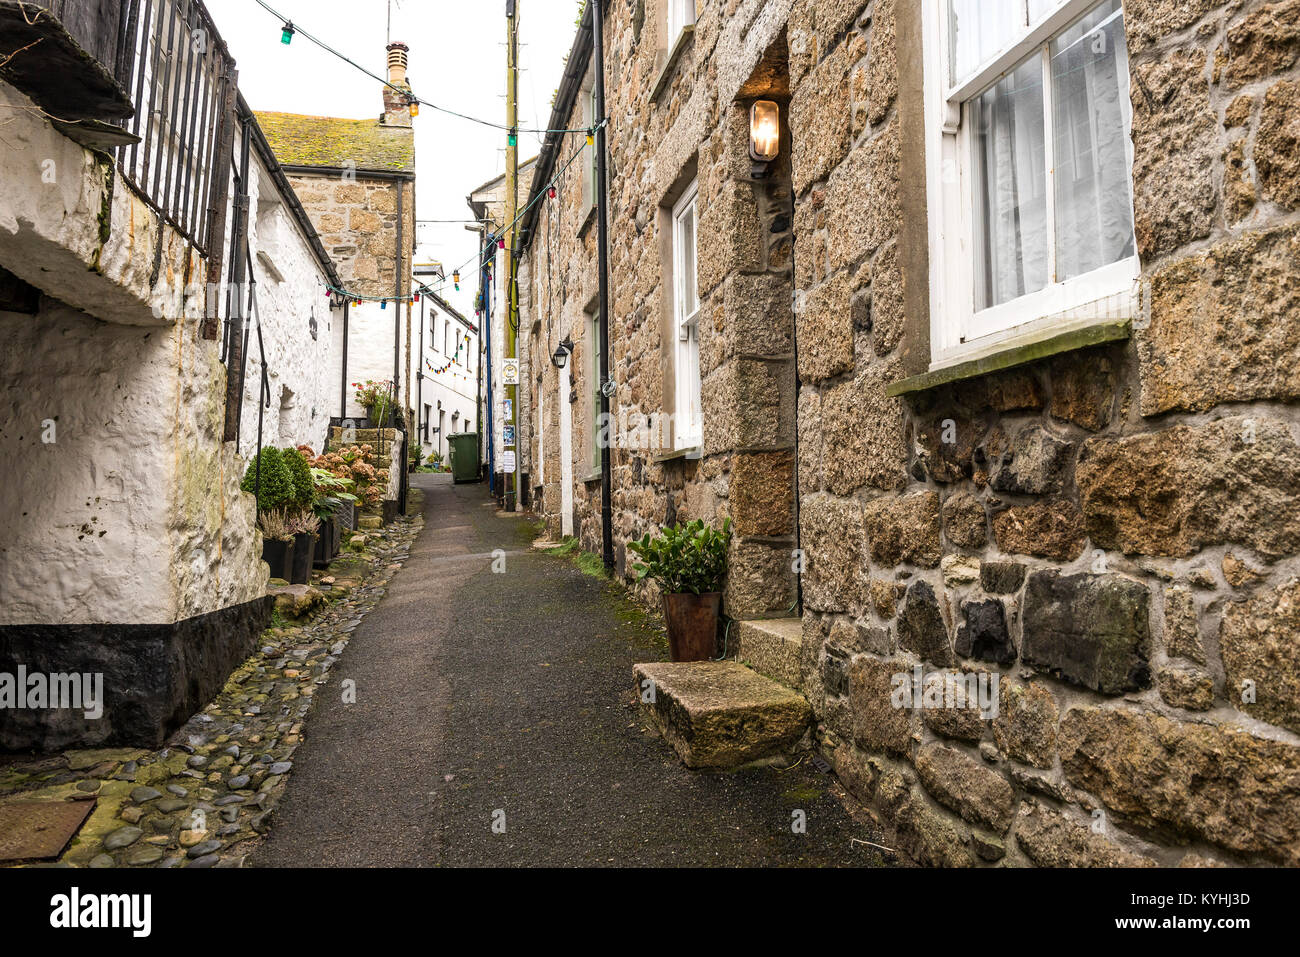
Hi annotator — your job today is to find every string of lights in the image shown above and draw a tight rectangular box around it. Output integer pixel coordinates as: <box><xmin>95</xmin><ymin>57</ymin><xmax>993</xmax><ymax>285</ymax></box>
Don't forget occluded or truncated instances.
<box><xmin>253</xmin><ymin>0</ymin><xmax>597</xmax><ymax>136</ymax></box>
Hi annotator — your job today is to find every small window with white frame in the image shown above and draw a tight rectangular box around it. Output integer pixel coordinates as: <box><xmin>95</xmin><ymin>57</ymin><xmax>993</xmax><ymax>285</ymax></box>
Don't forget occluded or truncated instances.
<box><xmin>923</xmin><ymin>0</ymin><xmax>1137</xmax><ymax>365</ymax></box>
<box><xmin>672</xmin><ymin>180</ymin><xmax>702</xmax><ymax>450</ymax></box>
<box><xmin>668</xmin><ymin>0</ymin><xmax>696</xmax><ymax>44</ymax></box>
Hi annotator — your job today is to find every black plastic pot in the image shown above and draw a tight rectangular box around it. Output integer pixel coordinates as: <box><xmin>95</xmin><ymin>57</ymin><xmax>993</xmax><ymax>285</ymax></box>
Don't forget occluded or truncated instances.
<box><xmin>290</xmin><ymin>532</ymin><xmax>315</xmax><ymax>584</ymax></box>
<box><xmin>314</xmin><ymin>518</ymin><xmax>335</xmax><ymax>568</ymax></box>
<box><xmin>262</xmin><ymin>538</ymin><xmax>294</xmax><ymax>581</ymax></box>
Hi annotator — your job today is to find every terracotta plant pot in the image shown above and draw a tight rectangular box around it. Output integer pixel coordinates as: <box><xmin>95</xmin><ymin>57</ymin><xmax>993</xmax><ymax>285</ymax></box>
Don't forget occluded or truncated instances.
<box><xmin>290</xmin><ymin>532</ymin><xmax>315</xmax><ymax>584</ymax></box>
<box><xmin>662</xmin><ymin>592</ymin><xmax>721</xmax><ymax>662</ymax></box>
<box><xmin>262</xmin><ymin>538</ymin><xmax>294</xmax><ymax>581</ymax></box>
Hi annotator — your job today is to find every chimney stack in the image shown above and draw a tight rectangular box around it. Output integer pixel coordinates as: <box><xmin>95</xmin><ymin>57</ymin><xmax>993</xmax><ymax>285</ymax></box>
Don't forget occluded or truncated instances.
<box><xmin>383</xmin><ymin>41</ymin><xmax>411</xmax><ymax>126</ymax></box>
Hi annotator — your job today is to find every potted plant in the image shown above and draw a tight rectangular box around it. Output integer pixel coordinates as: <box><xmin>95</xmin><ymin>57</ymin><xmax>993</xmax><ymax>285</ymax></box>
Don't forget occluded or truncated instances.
<box><xmin>278</xmin><ymin>447</ymin><xmax>318</xmax><ymax>584</ymax></box>
<box><xmin>308</xmin><ymin>464</ymin><xmax>358</xmax><ymax>566</ymax></box>
<box><xmin>287</xmin><ymin>509</ymin><xmax>320</xmax><ymax>585</ymax></box>
<box><xmin>257</xmin><ymin>509</ymin><xmax>295</xmax><ymax>581</ymax></box>
<box><xmin>353</xmin><ymin>379</ymin><xmax>393</xmax><ymax>427</ymax></box>
<box><xmin>628</xmin><ymin>518</ymin><xmax>732</xmax><ymax>662</ymax></box>
<box><xmin>242</xmin><ymin>447</ymin><xmax>296</xmax><ymax>577</ymax></box>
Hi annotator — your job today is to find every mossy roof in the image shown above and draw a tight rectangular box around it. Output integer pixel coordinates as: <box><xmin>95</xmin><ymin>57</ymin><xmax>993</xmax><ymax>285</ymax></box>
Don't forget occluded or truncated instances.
<box><xmin>254</xmin><ymin>111</ymin><xmax>415</xmax><ymax>174</ymax></box>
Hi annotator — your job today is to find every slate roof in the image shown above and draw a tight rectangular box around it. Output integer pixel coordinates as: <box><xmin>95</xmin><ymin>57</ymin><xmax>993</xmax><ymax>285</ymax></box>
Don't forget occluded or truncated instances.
<box><xmin>254</xmin><ymin>111</ymin><xmax>415</xmax><ymax>175</ymax></box>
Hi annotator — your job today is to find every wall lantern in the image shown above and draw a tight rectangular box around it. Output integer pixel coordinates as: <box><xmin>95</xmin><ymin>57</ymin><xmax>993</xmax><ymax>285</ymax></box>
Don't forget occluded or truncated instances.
<box><xmin>309</xmin><ymin>307</ymin><xmax>318</xmax><ymax>341</ymax></box>
<box><xmin>551</xmin><ymin>335</ymin><xmax>574</xmax><ymax>369</ymax></box>
<box><xmin>749</xmin><ymin>100</ymin><xmax>780</xmax><ymax>162</ymax></box>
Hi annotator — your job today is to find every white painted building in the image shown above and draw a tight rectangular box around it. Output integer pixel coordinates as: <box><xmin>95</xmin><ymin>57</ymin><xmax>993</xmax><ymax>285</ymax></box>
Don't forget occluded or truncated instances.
<box><xmin>0</xmin><ymin>1</ymin><xmax>339</xmax><ymax>749</ymax></box>
<box><xmin>412</xmin><ymin>284</ymin><xmax>479</xmax><ymax>464</ymax></box>
<box><xmin>235</xmin><ymin>110</ymin><xmax>342</xmax><ymax>458</ymax></box>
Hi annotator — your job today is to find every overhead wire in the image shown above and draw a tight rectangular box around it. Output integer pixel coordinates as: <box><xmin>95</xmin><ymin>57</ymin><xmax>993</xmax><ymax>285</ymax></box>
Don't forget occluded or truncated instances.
<box><xmin>252</xmin><ymin>0</ymin><xmax>597</xmax><ymax>135</ymax></box>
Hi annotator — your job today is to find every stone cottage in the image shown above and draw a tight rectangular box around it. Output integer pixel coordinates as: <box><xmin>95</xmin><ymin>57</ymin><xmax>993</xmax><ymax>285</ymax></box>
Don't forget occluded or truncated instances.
<box><xmin>0</xmin><ymin>0</ymin><xmax>341</xmax><ymax>749</ymax></box>
<box><xmin>518</xmin><ymin>0</ymin><xmax>1300</xmax><ymax>866</ymax></box>
<box><xmin>256</xmin><ymin>42</ymin><xmax>418</xmax><ymax>432</ymax></box>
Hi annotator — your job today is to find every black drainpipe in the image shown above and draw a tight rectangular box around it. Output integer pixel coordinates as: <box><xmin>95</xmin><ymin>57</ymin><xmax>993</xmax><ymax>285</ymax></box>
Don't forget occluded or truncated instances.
<box><xmin>222</xmin><ymin>115</ymin><xmax>253</xmax><ymax>445</ymax></box>
<box><xmin>340</xmin><ymin>298</ymin><xmax>350</xmax><ymax>418</ymax></box>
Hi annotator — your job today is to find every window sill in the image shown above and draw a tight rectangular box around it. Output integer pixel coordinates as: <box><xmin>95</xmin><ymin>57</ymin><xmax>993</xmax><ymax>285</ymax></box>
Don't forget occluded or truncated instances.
<box><xmin>652</xmin><ymin>446</ymin><xmax>702</xmax><ymax>463</ymax></box>
<box><xmin>577</xmin><ymin>204</ymin><xmax>597</xmax><ymax>240</ymax></box>
<box><xmin>582</xmin><ymin>470</ymin><xmax>603</xmax><ymax>484</ymax></box>
<box><xmin>886</xmin><ymin>318</ymin><xmax>1131</xmax><ymax>397</ymax></box>
<box><xmin>650</xmin><ymin>25</ymin><xmax>694</xmax><ymax>103</ymax></box>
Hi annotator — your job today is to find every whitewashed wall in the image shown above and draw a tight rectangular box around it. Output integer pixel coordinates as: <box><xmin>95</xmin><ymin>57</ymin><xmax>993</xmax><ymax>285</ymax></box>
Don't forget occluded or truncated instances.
<box><xmin>0</xmin><ymin>81</ymin><xmax>265</xmax><ymax>626</ymax></box>
<box><xmin>414</xmin><ymin>296</ymin><xmax>479</xmax><ymax>460</ymax></box>
<box><xmin>234</xmin><ymin>148</ymin><xmax>337</xmax><ymax>458</ymax></box>
<box><xmin>330</xmin><ymin>301</ymin><xmax>403</xmax><ymax>422</ymax></box>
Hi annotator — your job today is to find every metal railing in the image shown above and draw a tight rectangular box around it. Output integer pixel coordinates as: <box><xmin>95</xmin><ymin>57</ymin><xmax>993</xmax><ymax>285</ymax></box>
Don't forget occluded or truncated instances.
<box><xmin>110</xmin><ymin>0</ymin><xmax>236</xmax><ymax>255</ymax></box>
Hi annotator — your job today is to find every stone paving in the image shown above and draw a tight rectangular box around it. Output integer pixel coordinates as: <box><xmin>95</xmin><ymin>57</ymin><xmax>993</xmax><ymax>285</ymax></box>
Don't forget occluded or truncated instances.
<box><xmin>0</xmin><ymin>502</ymin><xmax>424</xmax><ymax>868</ymax></box>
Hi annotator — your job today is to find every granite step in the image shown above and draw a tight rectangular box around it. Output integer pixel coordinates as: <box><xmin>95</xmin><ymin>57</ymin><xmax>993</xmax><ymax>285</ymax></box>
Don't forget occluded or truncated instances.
<box><xmin>633</xmin><ymin>661</ymin><xmax>811</xmax><ymax>769</ymax></box>
<box><xmin>734</xmin><ymin>618</ymin><xmax>803</xmax><ymax>689</ymax></box>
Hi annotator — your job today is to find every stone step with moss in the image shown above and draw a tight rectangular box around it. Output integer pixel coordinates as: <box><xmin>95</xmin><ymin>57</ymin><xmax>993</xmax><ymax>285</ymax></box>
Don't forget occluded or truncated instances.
<box><xmin>734</xmin><ymin>618</ymin><xmax>803</xmax><ymax>689</ymax></box>
<box><xmin>633</xmin><ymin>661</ymin><xmax>811</xmax><ymax>769</ymax></box>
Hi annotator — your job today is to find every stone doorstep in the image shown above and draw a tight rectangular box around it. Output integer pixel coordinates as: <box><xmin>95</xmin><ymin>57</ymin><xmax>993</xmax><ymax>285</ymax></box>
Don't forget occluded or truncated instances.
<box><xmin>634</xmin><ymin>661</ymin><xmax>812</xmax><ymax>770</ymax></box>
<box><xmin>733</xmin><ymin>618</ymin><xmax>803</xmax><ymax>689</ymax></box>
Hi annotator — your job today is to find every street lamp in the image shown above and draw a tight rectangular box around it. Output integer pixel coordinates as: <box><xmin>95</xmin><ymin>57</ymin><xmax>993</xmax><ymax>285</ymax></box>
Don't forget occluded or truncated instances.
<box><xmin>551</xmin><ymin>335</ymin><xmax>574</xmax><ymax>369</ymax></box>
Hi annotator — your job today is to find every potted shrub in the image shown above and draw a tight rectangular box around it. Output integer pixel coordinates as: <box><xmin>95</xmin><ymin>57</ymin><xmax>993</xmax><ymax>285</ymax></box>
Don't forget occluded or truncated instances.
<box><xmin>257</xmin><ymin>509</ymin><xmax>295</xmax><ymax>581</ymax></box>
<box><xmin>308</xmin><ymin>464</ymin><xmax>357</xmax><ymax>566</ymax></box>
<box><xmin>628</xmin><ymin>518</ymin><xmax>732</xmax><ymax>662</ymax></box>
<box><xmin>287</xmin><ymin>509</ymin><xmax>320</xmax><ymax>585</ymax></box>
<box><xmin>353</xmin><ymin>379</ymin><xmax>393</xmax><ymax>427</ymax></box>
<box><xmin>242</xmin><ymin>447</ymin><xmax>296</xmax><ymax>575</ymax></box>
<box><xmin>279</xmin><ymin>447</ymin><xmax>318</xmax><ymax>585</ymax></box>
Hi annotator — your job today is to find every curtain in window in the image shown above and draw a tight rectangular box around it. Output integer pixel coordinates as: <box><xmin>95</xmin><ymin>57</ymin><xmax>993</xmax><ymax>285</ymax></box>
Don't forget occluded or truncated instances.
<box><xmin>971</xmin><ymin>57</ymin><xmax>1049</xmax><ymax>311</ymax></box>
<box><xmin>949</xmin><ymin>0</ymin><xmax>1023</xmax><ymax>83</ymax></box>
<box><xmin>1050</xmin><ymin>0</ymin><xmax>1134</xmax><ymax>281</ymax></box>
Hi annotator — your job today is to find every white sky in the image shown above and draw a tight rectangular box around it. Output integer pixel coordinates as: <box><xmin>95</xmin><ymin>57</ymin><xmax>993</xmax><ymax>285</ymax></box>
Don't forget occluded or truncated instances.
<box><xmin>210</xmin><ymin>0</ymin><xmax>579</xmax><ymax>318</ymax></box>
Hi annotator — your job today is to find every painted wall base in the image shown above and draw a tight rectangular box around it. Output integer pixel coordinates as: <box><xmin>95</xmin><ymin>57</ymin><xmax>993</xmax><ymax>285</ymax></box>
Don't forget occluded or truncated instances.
<box><xmin>0</xmin><ymin>596</ymin><xmax>273</xmax><ymax>752</ymax></box>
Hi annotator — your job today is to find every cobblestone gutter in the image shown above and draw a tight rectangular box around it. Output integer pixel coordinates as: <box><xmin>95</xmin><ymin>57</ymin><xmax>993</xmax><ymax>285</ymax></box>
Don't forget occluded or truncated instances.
<box><xmin>0</xmin><ymin>506</ymin><xmax>424</xmax><ymax>868</ymax></box>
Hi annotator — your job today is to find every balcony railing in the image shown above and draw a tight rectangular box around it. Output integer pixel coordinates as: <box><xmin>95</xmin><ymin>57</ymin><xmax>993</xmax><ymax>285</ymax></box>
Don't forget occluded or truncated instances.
<box><xmin>114</xmin><ymin>0</ymin><xmax>236</xmax><ymax>255</ymax></box>
<box><xmin>3</xmin><ymin>0</ymin><xmax>237</xmax><ymax>256</ymax></box>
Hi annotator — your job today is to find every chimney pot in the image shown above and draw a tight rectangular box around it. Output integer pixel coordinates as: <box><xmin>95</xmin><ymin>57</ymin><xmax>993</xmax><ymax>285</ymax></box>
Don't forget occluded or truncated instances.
<box><xmin>387</xmin><ymin>42</ymin><xmax>410</xmax><ymax>87</ymax></box>
<box><xmin>383</xmin><ymin>42</ymin><xmax>412</xmax><ymax>126</ymax></box>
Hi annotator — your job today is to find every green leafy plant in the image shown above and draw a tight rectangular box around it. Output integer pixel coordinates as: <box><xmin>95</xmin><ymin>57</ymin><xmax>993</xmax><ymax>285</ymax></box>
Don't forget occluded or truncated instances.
<box><xmin>627</xmin><ymin>518</ymin><xmax>732</xmax><ymax>595</ymax></box>
<box><xmin>308</xmin><ymin>465</ymin><xmax>358</xmax><ymax>520</ymax></box>
<box><xmin>241</xmin><ymin>447</ymin><xmax>294</xmax><ymax>514</ymax></box>
<box><xmin>354</xmin><ymin>379</ymin><xmax>393</xmax><ymax>423</ymax></box>
<box><xmin>281</xmin><ymin>447</ymin><xmax>315</xmax><ymax>511</ymax></box>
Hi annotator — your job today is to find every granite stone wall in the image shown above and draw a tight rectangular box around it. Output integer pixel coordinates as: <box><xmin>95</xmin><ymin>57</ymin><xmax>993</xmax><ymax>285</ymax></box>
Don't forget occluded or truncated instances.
<box><xmin>521</xmin><ymin>0</ymin><xmax>1300</xmax><ymax>865</ymax></box>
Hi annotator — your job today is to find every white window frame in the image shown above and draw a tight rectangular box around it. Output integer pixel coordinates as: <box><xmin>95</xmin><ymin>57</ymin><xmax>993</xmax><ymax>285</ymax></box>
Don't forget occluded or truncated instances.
<box><xmin>667</xmin><ymin>0</ymin><xmax>696</xmax><ymax>44</ymax></box>
<box><xmin>922</xmin><ymin>0</ymin><xmax>1139</xmax><ymax>370</ymax></box>
<box><xmin>582</xmin><ymin>72</ymin><xmax>599</xmax><ymax>213</ymax></box>
<box><xmin>672</xmin><ymin>180</ymin><xmax>702</xmax><ymax>451</ymax></box>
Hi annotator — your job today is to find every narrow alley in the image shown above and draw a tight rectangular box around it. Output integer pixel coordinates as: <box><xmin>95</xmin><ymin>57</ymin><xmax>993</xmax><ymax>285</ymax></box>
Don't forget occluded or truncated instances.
<box><xmin>253</xmin><ymin>475</ymin><xmax>877</xmax><ymax>867</ymax></box>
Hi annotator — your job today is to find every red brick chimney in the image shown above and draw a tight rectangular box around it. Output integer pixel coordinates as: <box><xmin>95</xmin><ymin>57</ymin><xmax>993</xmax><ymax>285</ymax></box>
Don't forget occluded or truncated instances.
<box><xmin>383</xmin><ymin>42</ymin><xmax>411</xmax><ymax>126</ymax></box>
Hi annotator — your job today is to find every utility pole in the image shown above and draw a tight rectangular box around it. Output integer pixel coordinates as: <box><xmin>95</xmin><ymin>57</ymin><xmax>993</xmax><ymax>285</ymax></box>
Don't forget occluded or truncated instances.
<box><xmin>592</xmin><ymin>0</ymin><xmax>614</xmax><ymax>571</ymax></box>
<box><xmin>503</xmin><ymin>0</ymin><xmax>519</xmax><ymax>512</ymax></box>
